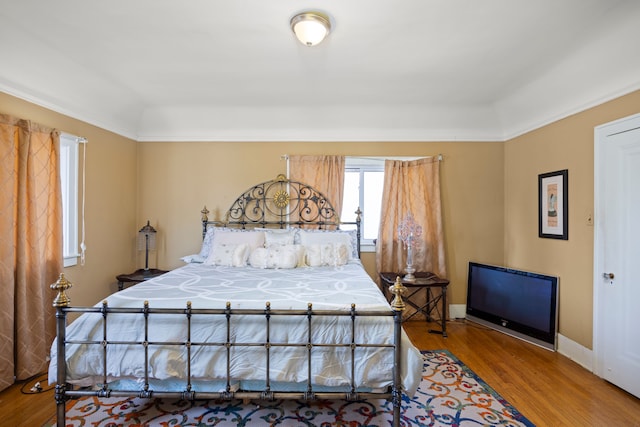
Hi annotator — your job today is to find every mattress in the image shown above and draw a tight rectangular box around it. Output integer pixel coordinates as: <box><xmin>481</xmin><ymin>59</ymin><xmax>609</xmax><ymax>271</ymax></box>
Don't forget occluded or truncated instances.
<box><xmin>49</xmin><ymin>262</ymin><xmax>423</xmax><ymax>397</ymax></box>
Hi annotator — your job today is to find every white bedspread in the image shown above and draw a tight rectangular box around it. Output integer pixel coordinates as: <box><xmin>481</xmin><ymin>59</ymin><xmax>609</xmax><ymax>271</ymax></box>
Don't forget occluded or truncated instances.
<box><xmin>49</xmin><ymin>262</ymin><xmax>422</xmax><ymax>397</ymax></box>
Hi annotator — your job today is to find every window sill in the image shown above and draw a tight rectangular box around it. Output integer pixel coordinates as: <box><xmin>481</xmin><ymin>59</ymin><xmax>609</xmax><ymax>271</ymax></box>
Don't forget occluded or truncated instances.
<box><xmin>64</xmin><ymin>255</ymin><xmax>78</xmax><ymax>267</ymax></box>
<box><xmin>360</xmin><ymin>243</ymin><xmax>376</xmax><ymax>253</ymax></box>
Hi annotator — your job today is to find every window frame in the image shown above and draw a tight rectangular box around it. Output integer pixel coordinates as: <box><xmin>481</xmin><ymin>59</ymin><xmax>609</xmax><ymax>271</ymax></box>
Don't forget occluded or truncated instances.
<box><xmin>342</xmin><ymin>158</ymin><xmax>386</xmax><ymax>253</ymax></box>
<box><xmin>342</xmin><ymin>156</ymin><xmax>422</xmax><ymax>253</ymax></box>
<box><xmin>60</xmin><ymin>133</ymin><xmax>79</xmax><ymax>267</ymax></box>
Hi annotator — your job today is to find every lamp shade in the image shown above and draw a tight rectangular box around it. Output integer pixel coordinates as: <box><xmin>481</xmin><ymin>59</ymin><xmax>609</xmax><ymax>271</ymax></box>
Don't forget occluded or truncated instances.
<box><xmin>137</xmin><ymin>220</ymin><xmax>157</xmax><ymax>270</ymax></box>
<box><xmin>290</xmin><ymin>12</ymin><xmax>331</xmax><ymax>46</ymax></box>
<box><xmin>137</xmin><ymin>221</ymin><xmax>157</xmax><ymax>251</ymax></box>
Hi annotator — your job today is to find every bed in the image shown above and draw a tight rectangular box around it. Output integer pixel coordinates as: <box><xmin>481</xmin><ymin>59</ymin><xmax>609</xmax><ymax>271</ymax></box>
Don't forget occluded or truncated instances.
<box><xmin>50</xmin><ymin>175</ymin><xmax>422</xmax><ymax>427</ymax></box>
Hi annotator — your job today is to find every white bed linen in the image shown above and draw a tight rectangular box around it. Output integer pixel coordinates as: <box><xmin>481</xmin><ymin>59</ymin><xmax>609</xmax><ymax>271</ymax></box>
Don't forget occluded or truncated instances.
<box><xmin>49</xmin><ymin>262</ymin><xmax>422</xmax><ymax>397</ymax></box>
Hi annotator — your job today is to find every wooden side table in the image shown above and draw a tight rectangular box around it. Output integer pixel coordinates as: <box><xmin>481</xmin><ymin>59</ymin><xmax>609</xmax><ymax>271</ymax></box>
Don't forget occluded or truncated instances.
<box><xmin>379</xmin><ymin>272</ymin><xmax>450</xmax><ymax>337</ymax></box>
<box><xmin>116</xmin><ymin>268</ymin><xmax>169</xmax><ymax>291</ymax></box>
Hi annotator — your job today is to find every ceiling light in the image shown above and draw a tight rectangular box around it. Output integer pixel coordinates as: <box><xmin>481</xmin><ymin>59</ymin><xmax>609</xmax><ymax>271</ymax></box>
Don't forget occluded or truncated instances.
<box><xmin>290</xmin><ymin>12</ymin><xmax>331</xmax><ymax>47</ymax></box>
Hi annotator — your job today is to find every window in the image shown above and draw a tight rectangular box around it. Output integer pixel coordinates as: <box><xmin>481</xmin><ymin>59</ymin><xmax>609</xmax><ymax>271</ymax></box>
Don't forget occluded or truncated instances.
<box><xmin>60</xmin><ymin>133</ymin><xmax>79</xmax><ymax>267</ymax></box>
<box><xmin>341</xmin><ymin>157</ymin><xmax>422</xmax><ymax>252</ymax></box>
<box><xmin>341</xmin><ymin>158</ymin><xmax>385</xmax><ymax>251</ymax></box>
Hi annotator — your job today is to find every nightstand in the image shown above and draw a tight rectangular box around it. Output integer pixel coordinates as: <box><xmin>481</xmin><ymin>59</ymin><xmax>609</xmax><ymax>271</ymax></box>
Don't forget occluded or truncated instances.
<box><xmin>379</xmin><ymin>272</ymin><xmax>450</xmax><ymax>337</ymax></box>
<box><xmin>116</xmin><ymin>268</ymin><xmax>168</xmax><ymax>291</ymax></box>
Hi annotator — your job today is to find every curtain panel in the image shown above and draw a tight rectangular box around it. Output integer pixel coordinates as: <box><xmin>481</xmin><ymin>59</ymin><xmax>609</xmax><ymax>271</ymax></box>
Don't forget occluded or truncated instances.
<box><xmin>288</xmin><ymin>155</ymin><xmax>345</xmax><ymax>227</ymax></box>
<box><xmin>0</xmin><ymin>114</ymin><xmax>62</xmax><ymax>392</ymax></box>
<box><xmin>376</xmin><ymin>157</ymin><xmax>447</xmax><ymax>319</ymax></box>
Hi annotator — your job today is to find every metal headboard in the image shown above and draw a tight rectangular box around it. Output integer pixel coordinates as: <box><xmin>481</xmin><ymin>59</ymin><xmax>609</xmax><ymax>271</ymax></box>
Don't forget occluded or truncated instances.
<box><xmin>201</xmin><ymin>174</ymin><xmax>362</xmax><ymax>255</ymax></box>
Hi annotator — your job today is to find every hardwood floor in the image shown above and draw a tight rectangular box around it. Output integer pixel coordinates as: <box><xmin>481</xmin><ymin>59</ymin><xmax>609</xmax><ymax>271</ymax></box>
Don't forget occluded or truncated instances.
<box><xmin>1</xmin><ymin>320</ymin><xmax>639</xmax><ymax>426</ymax></box>
<box><xmin>0</xmin><ymin>370</ymin><xmax>54</xmax><ymax>426</ymax></box>
<box><xmin>404</xmin><ymin>319</ymin><xmax>640</xmax><ymax>426</ymax></box>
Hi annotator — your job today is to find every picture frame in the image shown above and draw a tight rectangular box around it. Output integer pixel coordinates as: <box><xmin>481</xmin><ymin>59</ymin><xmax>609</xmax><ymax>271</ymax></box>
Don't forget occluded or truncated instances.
<box><xmin>539</xmin><ymin>169</ymin><xmax>568</xmax><ymax>240</ymax></box>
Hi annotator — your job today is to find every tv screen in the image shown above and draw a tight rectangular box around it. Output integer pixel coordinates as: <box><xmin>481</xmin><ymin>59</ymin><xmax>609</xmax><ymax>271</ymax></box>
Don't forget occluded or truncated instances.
<box><xmin>466</xmin><ymin>262</ymin><xmax>559</xmax><ymax>350</ymax></box>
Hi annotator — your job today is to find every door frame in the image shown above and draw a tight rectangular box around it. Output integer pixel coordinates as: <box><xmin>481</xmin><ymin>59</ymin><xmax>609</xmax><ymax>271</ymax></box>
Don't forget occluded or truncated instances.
<box><xmin>593</xmin><ymin>112</ymin><xmax>640</xmax><ymax>377</ymax></box>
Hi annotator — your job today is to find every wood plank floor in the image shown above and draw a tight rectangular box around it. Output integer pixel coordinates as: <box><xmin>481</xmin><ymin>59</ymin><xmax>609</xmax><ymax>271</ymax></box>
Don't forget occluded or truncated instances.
<box><xmin>1</xmin><ymin>320</ymin><xmax>638</xmax><ymax>426</ymax></box>
<box><xmin>404</xmin><ymin>319</ymin><xmax>640</xmax><ymax>426</ymax></box>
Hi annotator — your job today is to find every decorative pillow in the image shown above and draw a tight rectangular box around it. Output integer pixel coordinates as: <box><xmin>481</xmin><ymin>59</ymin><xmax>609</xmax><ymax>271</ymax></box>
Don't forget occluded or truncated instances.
<box><xmin>305</xmin><ymin>243</ymin><xmax>349</xmax><ymax>267</ymax></box>
<box><xmin>181</xmin><ymin>254</ymin><xmax>206</xmax><ymax>264</ymax></box>
<box><xmin>263</xmin><ymin>229</ymin><xmax>297</xmax><ymax>247</ymax></box>
<box><xmin>297</xmin><ymin>229</ymin><xmax>358</xmax><ymax>259</ymax></box>
<box><xmin>249</xmin><ymin>245</ymin><xmax>299</xmax><ymax>269</ymax></box>
<box><xmin>199</xmin><ymin>227</ymin><xmax>267</xmax><ymax>258</ymax></box>
<box><xmin>198</xmin><ymin>227</ymin><xmax>217</xmax><ymax>258</ymax></box>
<box><xmin>205</xmin><ymin>243</ymin><xmax>250</xmax><ymax>267</ymax></box>
<box><xmin>292</xmin><ymin>244</ymin><xmax>307</xmax><ymax>268</ymax></box>
<box><xmin>213</xmin><ymin>229</ymin><xmax>266</xmax><ymax>250</ymax></box>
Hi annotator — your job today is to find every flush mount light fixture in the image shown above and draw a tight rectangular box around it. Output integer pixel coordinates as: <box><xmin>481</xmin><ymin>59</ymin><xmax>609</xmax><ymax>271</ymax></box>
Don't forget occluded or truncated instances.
<box><xmin>290</xmin><ymin>11</ymin><xmax>331</xmax><ymax>46</ymax></box>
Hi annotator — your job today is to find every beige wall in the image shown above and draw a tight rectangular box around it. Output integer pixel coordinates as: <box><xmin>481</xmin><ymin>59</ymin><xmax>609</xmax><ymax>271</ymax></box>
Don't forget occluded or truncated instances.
<box><xmin>9</xmin><ymin>86</ymin><xmax>639</xmax><ymax>350</ymax></box>
<box><xmin>1</xmin><ymin>92</ymin><xmax>138</xmax><ymax>308</ymax></box>
<box><xmin>504</xmin><ymin>89</ymin><xmax>640</xmax><ymax>349</ymax></box>
<box><xmin>137</xmin><ymin>141</ymin><xmax>505</xmax><ymax>307</ymax></box>
<box><xmin>2</xmin><ymin>89</ymin><xmax>505</xmax><ymax>311</ymax></box>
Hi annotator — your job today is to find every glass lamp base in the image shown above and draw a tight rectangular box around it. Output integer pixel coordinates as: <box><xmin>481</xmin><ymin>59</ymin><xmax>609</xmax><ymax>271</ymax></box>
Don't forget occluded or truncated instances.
<box><xmin>403</xmin><ymin>266</ymin><xmax>416</xmax><ymax>282</ymax></box>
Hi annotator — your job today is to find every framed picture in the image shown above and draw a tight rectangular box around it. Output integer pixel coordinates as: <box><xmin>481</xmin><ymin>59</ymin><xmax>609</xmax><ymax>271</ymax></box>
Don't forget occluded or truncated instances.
<box><xmin>539</xmin><ymin>169</ymin><xmax>568</xmax><ymax>240</ymax></box>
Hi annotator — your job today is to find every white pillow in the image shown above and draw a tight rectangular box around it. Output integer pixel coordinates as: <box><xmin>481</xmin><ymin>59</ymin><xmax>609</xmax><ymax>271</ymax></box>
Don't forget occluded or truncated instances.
<box><xmin>292</xmin><ymin>244</ymin><xmax>307</xmax><ymax>267</ymax></box>
<box><xmin>181</xmin><ymin>254</ymin><xmax>205</xmax><ymax>264</ymax></box>
<box><xmin>199</xmin><ymin>227</ymin><xmax>267</xmax><ymax>258</ymax></box>
<box><xmin>298</xmin><ymin>229</ymin><xmax>357</xmax><ymax>259</ymax></box>
<box><xmin>213</xmin><ymin>229</ymin><xmax>266</xmax><ymax>250</ymax></box>
<box><xmin>198</xmin><ymin>227</ymin><xmax>217</xmax><ymax>258</ymax></box>
<box><xmin>249</xmin><ymin>245</ymin><xmax>299</xmax><ymax>269</ymax></box>
<box><xmin>205</xmin><ymin>243</ymin><xmax>250</xmax><ymax>267</ymax></box>
<box><xmin>305</xmin><ymin>243</ymin><xmax>349</xmax><ymax>267</ymax></box>
<box><xmin>263</xmin><ymin>229</ymin><xmax>297</xmax><ymax>247</ymax></box>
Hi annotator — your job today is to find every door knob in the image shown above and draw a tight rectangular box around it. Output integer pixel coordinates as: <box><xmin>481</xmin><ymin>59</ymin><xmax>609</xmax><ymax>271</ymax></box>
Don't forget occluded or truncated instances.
<box><xmin>603</xmin><ymin>272</ymin><xmax>615</xmax><ymax>280</ymax></box>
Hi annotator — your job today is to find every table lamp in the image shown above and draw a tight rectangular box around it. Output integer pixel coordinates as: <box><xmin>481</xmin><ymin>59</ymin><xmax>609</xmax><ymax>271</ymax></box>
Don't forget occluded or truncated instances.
<box><xmin>397</xmin><ymin>212</ymin><xmax>422</xmax><ymax>281</ymax></box>
<box><xmin>137</xmin><ymin>220</ymin><xmax>157</xmax><ymax>272</ymax></box>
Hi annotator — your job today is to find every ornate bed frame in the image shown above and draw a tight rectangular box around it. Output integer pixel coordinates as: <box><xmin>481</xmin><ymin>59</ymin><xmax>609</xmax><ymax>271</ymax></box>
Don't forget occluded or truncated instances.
<box><xmin>201</xmin><ymin>174</ymin><xmax>361</xmax><ymax>248</ymax></box>
<box><xmin>51</xmin><ymin>175</ymin><xmax>408</xmax><ymax>426</ymax></box>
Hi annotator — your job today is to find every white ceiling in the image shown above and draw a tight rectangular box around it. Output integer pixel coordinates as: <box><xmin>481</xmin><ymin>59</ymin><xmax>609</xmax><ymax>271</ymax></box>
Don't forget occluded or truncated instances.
<box><xmin>1</xmin><ymin>0</ymin><xmax>639</xmax><ymax>142</ymax></box>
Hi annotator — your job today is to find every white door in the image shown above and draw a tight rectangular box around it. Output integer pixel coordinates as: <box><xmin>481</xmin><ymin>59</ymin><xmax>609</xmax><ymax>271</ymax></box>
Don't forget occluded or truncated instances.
<box><xmin>594</xmin><ymin>113</ymin><xmax>640</xmax><ymax>398</ymax></box>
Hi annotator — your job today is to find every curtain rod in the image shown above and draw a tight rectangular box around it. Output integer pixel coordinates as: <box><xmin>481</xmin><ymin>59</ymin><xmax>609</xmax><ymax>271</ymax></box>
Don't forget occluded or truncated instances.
<box><xmin>280</xmin><ymin>154</ymin><xmax>442</xmax><ymax>161</ymax></box>
<box><xmin>337</xmin><ymin>155</ymin><xmax>443</xmax><ymax>162</ymax></box>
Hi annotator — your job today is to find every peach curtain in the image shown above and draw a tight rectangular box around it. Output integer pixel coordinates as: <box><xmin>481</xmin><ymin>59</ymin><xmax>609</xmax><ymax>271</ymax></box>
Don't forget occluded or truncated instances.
<box><xmin>288</xmin><ymin>155</ymin><xmax>345</xmax><ymax>225</ymax></box>
<box><xmin>375</xmin><ymin>157</ymin><xmax>446</xmax><ymax>319</ymax></box>
<box><xmin>0</xmin><ymin>114</ymin><xmax>62</xmax><ymax>392</ymax></box>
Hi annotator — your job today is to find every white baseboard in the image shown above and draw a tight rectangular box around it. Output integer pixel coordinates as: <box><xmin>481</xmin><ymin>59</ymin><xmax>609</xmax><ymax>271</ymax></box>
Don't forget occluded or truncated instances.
<box><xmin>448</xmin><ymin>304</ymin><xmax>594</xmax><ymax>371</ymax></box>
<box><xmin>557</xmin><ymin>334</ymin><xmax>594</xmax><ymax>372</ymax></box>
<box><xmin>449</xmin><ymin>304</ymin><xmax>466</xmax><ymax>320</ymax></box>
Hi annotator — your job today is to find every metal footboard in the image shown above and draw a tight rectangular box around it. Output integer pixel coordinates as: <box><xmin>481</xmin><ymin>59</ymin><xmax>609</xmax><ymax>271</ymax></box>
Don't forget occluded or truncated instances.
<box><xmin>52</xmin><ymin>274</ymin><xmax>407</xmax><ymax>427</ymax></box>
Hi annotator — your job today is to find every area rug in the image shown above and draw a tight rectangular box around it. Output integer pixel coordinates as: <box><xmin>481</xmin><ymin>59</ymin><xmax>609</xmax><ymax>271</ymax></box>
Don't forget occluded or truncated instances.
<box><xmin>45</xmin><ymin>350</ymin><xmax>534</xmax><ymax>426</ymax></box>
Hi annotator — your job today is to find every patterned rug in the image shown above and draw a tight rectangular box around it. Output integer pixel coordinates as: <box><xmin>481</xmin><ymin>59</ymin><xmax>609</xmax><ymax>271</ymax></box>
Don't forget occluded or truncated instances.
<box><xmin>45</xmin><ymin>350</ymin><xmax>534</xmax><ymax>426</ymax></box>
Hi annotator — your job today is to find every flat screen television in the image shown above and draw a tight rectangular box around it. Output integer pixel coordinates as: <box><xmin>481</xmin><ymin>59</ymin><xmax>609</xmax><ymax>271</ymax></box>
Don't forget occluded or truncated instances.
<box><xmin>466</xmin><ymin>262</ymin><xmax>559</xmax><ymax>351</ymax></box>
